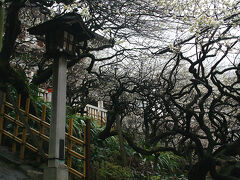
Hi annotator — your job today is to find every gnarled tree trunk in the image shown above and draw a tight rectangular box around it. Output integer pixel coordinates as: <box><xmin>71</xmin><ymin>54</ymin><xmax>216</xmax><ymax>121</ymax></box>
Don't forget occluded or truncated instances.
<box><xmin>188</xmin><ymin>159</ymin><xmax>211</xmax><ymax>180</ymax></box>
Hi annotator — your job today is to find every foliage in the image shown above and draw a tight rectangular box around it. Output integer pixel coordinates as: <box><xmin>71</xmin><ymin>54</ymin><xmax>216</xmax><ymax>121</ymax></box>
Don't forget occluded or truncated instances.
<box><xmin>97</xmin><ymin>161</ymin><xmax>133</xmax><ymax>180</ymax></box>
<box><xmin>90</xmin><ymin>120</ymin><xmax>121</xmax><ymax>164</ymax></box>
<box><xmin>157</xmin><ymin>152</ymin><xmax>186</xmax><ymax>176</ymax></box>
<box><xmin>127</xmin><ymin>151</ymin><xmax>187</xmax><ymax>180</ymax></box>
<box><xmin>65</xmin><ymin>113</ymin><xmax>187</xmax><ymax>179</ymax></box>
<box><xmin>86</xmin><ymin>118</ymin><xmax>187</xmax><ymax>179</ymax></box>
<box><xmin>29</xmin><ymin>86</ymin><xmax>51</xmax><ymax>121</ymax></box>
<box><xmin>150</xmin><ymin>176</ymin><xmax>162</xmax><ymax>180</ymax></box>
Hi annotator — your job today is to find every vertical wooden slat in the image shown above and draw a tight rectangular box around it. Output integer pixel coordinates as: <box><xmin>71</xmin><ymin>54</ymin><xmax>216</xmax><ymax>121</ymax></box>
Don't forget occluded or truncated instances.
<box><xmin>20</xmin><ymin>98</ymin><xmax>30</xmax><ymax>159</ymax></box>
<box><xmin>0</xmin><ymin>92</ymin><xmax>6</xmax><ymax>144</ymax></box>
<box><xmin>85</xmin><ymin>118</ymin><xmax>91</xmax><ymax>180</ymax></box>
<box><xmin>87</xmin><ymin>107</ymin><xmax>89</xmax><ymax>116</ymax></box>
<box><xmin>89</xmin><ymin>108</ymin><xmax>91</xmax><ymax>118</ymax></box>
<box><xmin>97</xmin><ymin>111</ymin><xmax>99</xmax><ymax>126</ymax></box>
<box><xmin>12</xmin><ymin>94</ymin><xmax>21</xmax><ymax>153</ymax></box>
<box><xmin>94</xmin><ymin>109</ymin><xmax>98</xmax><ymax>120</ymax></box>
<box><xmin>83</xmin><ymin>124</ymin><xmax>86</xmax><ymax>179</ymax></box>
<box><xmin>100</xmin><ymin>112</ymin><xmax>103</xmax><ymax>127</ymax></box>
<box><xmin>94</xmin><ymin>109</ymin><xmax>96</xmax><ymax>120</ymax></box>
<box><xmin>104</xmin><ymin>112</ymin><xmax>106</xmax><ymax>126</ymax></box>
<box><xmin>37</xmin><ymin>105</ymin><xmax>46</xmax><ymax>162</ymax></box>
<box><xmin>67</xmin><ymin>118</ymin><xmax>74</xmax><ymax>180</ymax></box>
<box><xmin>91</xmin><ymin>108</ymin><xmax>93</xmax><ymax>119</ymax></box>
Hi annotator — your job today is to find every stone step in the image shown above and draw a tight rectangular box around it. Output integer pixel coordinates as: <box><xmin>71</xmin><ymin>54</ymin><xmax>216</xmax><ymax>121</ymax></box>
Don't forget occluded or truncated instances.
<box><xmin>0</xmin><ymin>146</ymin><xmax>44</xmax><ymax>180</ymax></box>
<box><xmin>0</xmin><ymin>146</ymin><xmax>24</xmax><ymax>165</ymax></box>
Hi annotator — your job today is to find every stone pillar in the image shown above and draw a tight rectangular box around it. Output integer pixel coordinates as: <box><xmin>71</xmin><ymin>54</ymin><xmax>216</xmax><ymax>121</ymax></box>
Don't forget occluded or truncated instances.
<box><xmin>44</xmin><ymin>56</ymin><xmax>68</xmax><ymax>180</ymax></box>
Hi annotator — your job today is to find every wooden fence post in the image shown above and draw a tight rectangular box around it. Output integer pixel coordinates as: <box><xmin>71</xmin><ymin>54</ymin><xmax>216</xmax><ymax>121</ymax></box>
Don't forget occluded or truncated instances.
<box><xmin>86</xmin><ymin>118</ymin><xmax>91</xmax><ymax>180</ymax></box>
<box><xmin>100</xmin><ymin>112</ymin><xmax>103</xmax><ymax>127</ymax></box>
<box><xmin>67</xmin><ymin>118</ymin><xmax>73</xmax><ymax>180</ymax></box>
<box><xmin>20</xmin><ymin>98</ymin><xmax>30</xmax><ymax>159</ymax></box>
<box><xmin>37</xmin><ymin>105</ymin><xmax>46</xmax><ymax>162</ymax></box>
<box><xmin>12</xmin><ymin>94</ymin><xmax>21</xmax><ymax>153</ymax></box>
<box><xmin>0</xmin><ymin>92</ymin><xmax>6</xmax><ymax>144</ymax></box>
<box><xmin>83</xmin><ymin>124</ymin><xmax>86</xmax><ymax>178</ymax></box>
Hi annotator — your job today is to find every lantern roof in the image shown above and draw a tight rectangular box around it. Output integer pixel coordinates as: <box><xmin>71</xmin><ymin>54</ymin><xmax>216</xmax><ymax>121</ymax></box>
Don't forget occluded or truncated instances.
<box><xmin>28</xmin><ymin>12</ymin><xmax>94</xmax><ymax>41</ymax></box>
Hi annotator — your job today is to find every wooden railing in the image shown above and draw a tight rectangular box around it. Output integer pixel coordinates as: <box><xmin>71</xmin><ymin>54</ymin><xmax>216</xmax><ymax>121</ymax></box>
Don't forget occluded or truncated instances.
<box><xmin>38</xmin><ymin>89</ymin><xmax>107</xmax><ymax>127</ymax></box>
<box><xmin>85</xmin><ymin>104</ymin><xmax>114</xmax><ymax>132</ymax></box>
<box><xmin>85</xmin><ymin>104</ymin><xmax>107</xmax><ymax>126</ymax></box>
<box><xmin>0</xmin><ymin>92</ymin><xmax>90</xmax><ymax>180</ymax></box>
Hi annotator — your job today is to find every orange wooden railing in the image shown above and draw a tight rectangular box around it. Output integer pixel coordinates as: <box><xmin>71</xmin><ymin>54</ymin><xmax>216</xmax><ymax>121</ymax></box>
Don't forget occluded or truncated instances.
<box><xmin>0</xmin><ymin>92</ymin><xmax>90</xmax><ymax>180</ymax></box>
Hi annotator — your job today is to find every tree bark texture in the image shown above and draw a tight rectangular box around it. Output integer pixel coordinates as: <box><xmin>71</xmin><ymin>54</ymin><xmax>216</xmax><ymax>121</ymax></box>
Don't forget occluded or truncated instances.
<box><xmin>116</xmin><ymin>114</ymin><xmax>127</xmax><ymax>167</ymax></box>
<box><xmin>188</xmin><ymin>159</ymin><xmax>211</xmax><ymax>180</ymax></box>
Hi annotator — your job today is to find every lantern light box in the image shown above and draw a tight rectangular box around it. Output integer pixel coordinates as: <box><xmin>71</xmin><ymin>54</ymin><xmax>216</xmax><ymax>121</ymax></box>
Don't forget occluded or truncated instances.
<box><xmin>28</xmin><ymin>12</ymin><xmax>94</xmax><ymax>57</ymax></box>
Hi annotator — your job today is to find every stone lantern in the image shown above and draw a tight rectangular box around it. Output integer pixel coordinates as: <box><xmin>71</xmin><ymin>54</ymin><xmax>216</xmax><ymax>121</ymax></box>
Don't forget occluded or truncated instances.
<box><xmin>28</xmin><ymin>12</ymin><xmax>94</xmax><ymax>180</ymax></box>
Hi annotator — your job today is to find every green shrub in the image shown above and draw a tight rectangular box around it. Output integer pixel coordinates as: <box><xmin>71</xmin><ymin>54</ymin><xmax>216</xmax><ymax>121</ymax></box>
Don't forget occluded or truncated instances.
<box><xmin>150</xmin><ymin>176</ymin><xmax>162</xmax><ymax>180</ymax></box>
<box><xmin>98</xmin><ymin>161</ymin><xmax>133</xmax><ymax>180</ymax></box>
<box><xmin>157</xmin><ymin>152</ymin><xmax>185</xmax><ymax>176</ymax></box>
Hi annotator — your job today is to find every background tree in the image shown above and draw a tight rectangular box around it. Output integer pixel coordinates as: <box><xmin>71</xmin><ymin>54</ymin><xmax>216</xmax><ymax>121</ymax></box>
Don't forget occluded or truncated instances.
<box><xmin>91</xmin><ymin>1</ymin><xmax>240</xmax><ymax>179</ymax></box>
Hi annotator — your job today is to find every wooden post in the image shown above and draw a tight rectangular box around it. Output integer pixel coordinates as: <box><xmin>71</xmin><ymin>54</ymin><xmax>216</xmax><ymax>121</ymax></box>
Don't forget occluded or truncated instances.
<box><xmin>116</xmin><ymin>114</ymin><xmax>127</xmax><ymax>166</ymax></box>
<box><xmin>67</xmin><ymin>118</ymin><xmax>73</xmax><ymax>180</ymax></box>
<box><xmin>85</xmin><ymin>118</ymin><xmax>91</xmax><ymax>180</ymax></box>
<box><xmin>100</xmin><ymin>112</ymin><xmax>103</xmax><ymax>127</ymax></box>
<box><xmin>91</xmin><ymin>108</ymin><xmax>93</xmax><ymax>119</ymax></box>
<box><xmin>37</xmin><ymin>105</ymin><xmax>47</xmax><ymax>162</ymax></box>
<box><xmin>20</xmin><ymin>98</ymin><xmax>30</xmax><ymax>159</ymax></box>
<box><xmin>0</xmin><ymin>92</ymin><xmax>6</xmax><ymax>144</ymax></box>
<box><xmin>97</xmin><ymin>111</ymin><xmax>100</xmax><ymax>126</ymax></box>
<box><xmin>12</xmin><ymin>94</ymin><xmax>21</xmax><ymax>153</ymax></box>
<box><xmin>83</xmin><ymin>124</ymin><xmax>86</xmax><ymax>178</ymax></box>
<box><xmin>93</xmin><ymin>109</ymin><xmax>96</xmax><ymax>121</ymax></box>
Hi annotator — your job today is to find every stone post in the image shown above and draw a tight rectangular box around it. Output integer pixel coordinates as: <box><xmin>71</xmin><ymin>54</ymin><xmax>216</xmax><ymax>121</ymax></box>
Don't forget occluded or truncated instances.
<box><xmin>44</xmin><ymin>56</ymin><xmax>68</xmax><ymax>180</ymax></box>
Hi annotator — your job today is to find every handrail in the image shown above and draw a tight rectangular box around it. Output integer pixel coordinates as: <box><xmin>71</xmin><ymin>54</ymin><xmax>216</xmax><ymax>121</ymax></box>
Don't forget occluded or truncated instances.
<box><xmin>85</xmin><ymin>104</ymin><xmax>107</xmax><ymax>126</ymax></box>
<box><xmin>0</xmin><ymin>93</ymin><xmax>89</xmax><ymax>180</ymax></box>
